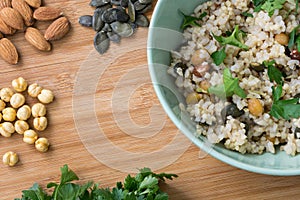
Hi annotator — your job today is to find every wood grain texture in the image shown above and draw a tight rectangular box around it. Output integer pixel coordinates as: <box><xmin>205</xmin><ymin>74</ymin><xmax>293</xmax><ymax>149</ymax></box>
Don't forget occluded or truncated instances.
<box><xmin>0</xmin><ymin>0</ymin><xmax>300</xmax><ymax>199</ymax></box>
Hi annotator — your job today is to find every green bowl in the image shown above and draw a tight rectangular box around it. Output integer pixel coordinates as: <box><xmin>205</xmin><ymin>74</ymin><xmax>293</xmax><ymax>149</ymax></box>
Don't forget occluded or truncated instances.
<box><xmin>147</xmin><ymin>0</ymin><xmax>300</xmax><ymax>176</ymax></box>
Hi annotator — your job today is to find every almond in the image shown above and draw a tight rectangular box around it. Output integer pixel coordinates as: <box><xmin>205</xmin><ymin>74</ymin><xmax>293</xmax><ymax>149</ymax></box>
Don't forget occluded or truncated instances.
<box><xmin>24</xmin><ymin>0</ymin><xmax>40</xmax><ymax>8</ymax></box>
<box><xmin>33</xmin><ymin>6</ymin><xmax>63</xmax><ymax>21</ymax></box>
<box><xmin>0</xmin><ymin>16</ymin><xmax>15</xmax><ymax>34</ymax></box>
<box><xmin>25</xmin><ymin>27</ymin><xmax>51</xmax><ymax>51</ymax></box>
<box><xmin>0</xmin><ymin>7</ymin><xmax>24</xmax><ymax>30</ymax></box>
<box><xmin>12</xmin><ymin>0</ymin><xmax>33</xmax><ymax>26</ymax></box>
<box><xmin>44</xmin><ymin>16</ymin><xmax>70</xmax><ymax>41</ymax></box>
<box><xmin>0</xmin><ymin>0</ymin><xmax>11</xmax><ymax>10</ymax></box>
<box><xmin>0</xmin><ymin>38</ymin><xmax>18</xmax><ymax>64</ymax></box>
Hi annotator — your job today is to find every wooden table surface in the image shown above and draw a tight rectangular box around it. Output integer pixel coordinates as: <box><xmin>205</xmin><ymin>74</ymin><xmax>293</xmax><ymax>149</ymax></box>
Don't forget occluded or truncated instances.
<box><xmin>1</xmin><ymin>0</ymin><xmax>300</xmax><ymax>199</ymax></box>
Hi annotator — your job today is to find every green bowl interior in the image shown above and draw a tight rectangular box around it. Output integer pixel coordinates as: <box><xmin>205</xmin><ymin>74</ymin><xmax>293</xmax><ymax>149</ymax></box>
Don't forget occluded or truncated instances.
<box><xmin>147</xmin><ymin>0</ymin><xmax>300</xmax><ymax>175</ymax></box>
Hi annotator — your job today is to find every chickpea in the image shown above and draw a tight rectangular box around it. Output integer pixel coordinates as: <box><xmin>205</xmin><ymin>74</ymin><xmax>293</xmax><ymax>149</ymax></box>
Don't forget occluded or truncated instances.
<box><xmin>199</xmin><ymin>80</ymin><xmax>210</xmax><ymax>91</ymax></box>
<box><xmin>23</xmin><ymin>129</ymin><xmax>38</xmax><ymax>144</ymax></box>
<box><xmin>275</xmin><ymin>33</ymin><xmax>289</xmax><ymax>46</ymax></box>
<box><xmin>10</xmin><ymin>93</ymin><xmax>25</xmax><ymax>108</ymax></box>
<box><xmin>15</xmin><ymin>120</ymin><xmax>29</xmax><ymax>134</ymax></box>
<box><xmin>12</xmin><ymin>77</ymin><xmax>27</xmax><ymax>92</ymax></box>
<box><xmin>28</xmin><ymin>83</ymin><xmax>42</xmax><ymax>98</ymax></box>
<box><xmin>0</xmin><ymin>87</ymin><xmax>14</xmax><ymax>102</ymax></box>
<box><xmin>3</xmin><ymin>151</ymin><xmax>18</xmax><ymax>166</ymax></box>
<box><xmin>191</xmin><ymin>49</ymin><xmax>205</xmax><ymax>66</ymax></box>
<box><xmin>2</xmin><ymin>107</ymin><xmax>16</xmax><ymax>122</ymax></box>
<box><xmin>17</xmin><ymin>105</ymin><xmax>31</xmax><ymax>120</ymax></box>
<box><xmin>31</xmin><ymin>103</ymin><xmax>46</xmax><ymax>117</ymax></box>
<box><xmin>0</xmin><ymin>100</ymin><xmax>5</xmax><ymax>111</ymax></box>
<box><xmin>37</xmin><ymin>89</ymin><xmax>54</xmax><ymax>104</ymax></box>
<box><xmin>193</xmin><ymin>62</ymin><xmax>211</xmax><ymax>77</ymax></box>
<box><xmin>35</xmin><ymin>137</ymin><xmax>49</xmax><ymax>152</ymax></box>
<box><xmin>186</xmin><ymin>92</ymin><xmax>202</xmax><ymax>104</ymax></box>
<box><xmin>33</xmin><ymin>117</ymin><xmax>47</xmax><ymax>131</ymax></box>
<box><xmin>0</xmin><ymin>122</ymin><xmax>15</xmax><ymax>137</ymax></box>
<box><xmin>248</xmin><ymin>98</ymin><xmax>264</xmax><ymax>117</ymax></box>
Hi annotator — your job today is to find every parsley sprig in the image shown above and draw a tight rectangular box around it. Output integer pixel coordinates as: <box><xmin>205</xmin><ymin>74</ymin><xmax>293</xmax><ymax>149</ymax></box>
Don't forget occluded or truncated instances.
<box><xmin>15</xmin><ymin>164</ymin><xmax>178</xmax><ymax>200</ymax></box>
<box><xmin>179</xmin><ymin>10</ymin><xmax>207</xmax><ymax>29</ymax></box>
<box><xmin>265</xmin><ymin>60</ymin><xmax>300</xmax><ymax>120</ymax></box>
<box><xmin>288</xmin><ymin>25</ymin><xmax>300</xmax><ymax>51</ymax></box>
<box><xmin>253</xmin><ymin>0</ymin><xmax>286</xmax><ymax>16</ymax></box>
<box><xmin>208</xmin><ymin>68</ymin><xmax>247</xmax><ymax>98</ymax></box>
<box><xmin>212</xmin><ymin>25</ymin><xmax>249</xmax><ymax>50</ymax></box>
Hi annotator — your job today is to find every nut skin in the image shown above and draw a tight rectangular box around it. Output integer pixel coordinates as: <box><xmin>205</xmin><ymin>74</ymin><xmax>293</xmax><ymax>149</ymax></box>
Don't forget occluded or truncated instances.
<box><xmin>23</xmin><ymin>129</ymin><xmax>38</xmax><ymax>144</ymax></box>
<box><xmin>0</xmin><ymin>7</ymin><xmax>24</xmax><ymax>30</ymax></box>
<box><xmin>0</xmin><ymin>87</ymin><xmax>14</xmax><ymax>102</ymax></box>
<box><xmin>2</xmin><ymin>107</ymin><xmax>16</xmax><ymax>122</ymax></box>
<box><xmin>10</xmin><ymin>93</ymin><xmax>25</xmax><ymax>108</ymax></box>
<box><xmin>35</xmin><ymin>137</ymin><xmax>49</xmax><ymax>152</ymax></box>
<box><xmin>44</xmin><ymin>16</ymin><xmax>70</xmax><ymax>41</ymax></box>
<box><xmin>25</xmin><ymin>27</ymin><xmax>51</xmax><ymax>51</ymax></box>
<box><xmin>0</xmin><ymin>38</ymin><xmax>18</xmax><ymax>64</ymax></box>
<box><xmin>0</xmin><ymin>122</ymin><xmax>15</xmax><ymax>137</ymax></box>
<box><xmin>28</xmin><ymin>83</ymin><xmax>42</xmax><ymax>97</ymax></box>
<box><xmin>37</xmin><ymin>89</ymin><xmax>54</xmax><ymax>104</ymax></box>
<box><xmin>0</xmin><ymin>99</ymin><xmax>6</xmax><ymax>111</ymax></box>
<box><xmin>31</xmin><ymin>103</ymin><xmax>46</xmax><ymax>117</ymax></box>
<box><xmin>24</xmin><ymin>0</ymin><xmax>41</xmax><ymax>8</ymax></box>
<box><xmin>3</xmin><ymin>151</ymin><xmax>18</xmax><ymax>166</ymax></box>
<box><xmin>33</xmin><ymin>6</ymin><xmax>63</xmax><ymax>21</ymax></box>
<box><xmin>33</xmin><ymin>116</ymin><xmax>47</xmax><ymax>131</ymax></box>
<box><xmin>12</xmin><ymin>77</ymin><xmax>27</xmax><ymax>92</ymax></box>
<box><xmin>12</xmin><ymin>0</ymin><xmax>34</xmax><ymax>27</ymax></box>
<box><xmin>0</xmin><ymin>16</ymin><xmax>16</xmax><ymax>35</ymax></box>
<box><xmin>14</xmin><ymin>120</ymin><xmax>29</xmax><ymax>134</ymax></box>
<box><xmin>0</xmin><ymin>0</ymin><xmax>12</xmax><ymax>10</ymax></box>
<box><xmin>17</xmin><ymin>105</ymin><xmax>31</xmax><ymax>120</ymax></box>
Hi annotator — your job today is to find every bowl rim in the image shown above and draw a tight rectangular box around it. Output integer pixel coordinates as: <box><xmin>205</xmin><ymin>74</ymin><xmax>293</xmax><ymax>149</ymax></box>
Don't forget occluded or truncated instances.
<box><xmin>147</xmin><ymin>0</ymin><xmax>300</xmax><ymax>176</ymax></box>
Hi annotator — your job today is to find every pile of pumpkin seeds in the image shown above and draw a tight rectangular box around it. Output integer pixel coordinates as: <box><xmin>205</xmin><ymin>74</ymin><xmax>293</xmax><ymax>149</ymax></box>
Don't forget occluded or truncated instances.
<box><xmin>79</xmin><ymin>0</ymin><xmax>153</xmax><ymax>54</ymax></box>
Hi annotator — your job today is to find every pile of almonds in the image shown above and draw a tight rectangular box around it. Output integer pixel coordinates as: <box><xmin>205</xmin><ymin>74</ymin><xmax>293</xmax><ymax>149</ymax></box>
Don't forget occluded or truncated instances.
<box><xmin>1</xmin><ymin>77</ymin><xmax>54</xmax><ymax>167</ymax></box>
<box><xmin>0</xmin><ymin>0</ymin><xmax>71</xmax><ymax>65</ymax></box>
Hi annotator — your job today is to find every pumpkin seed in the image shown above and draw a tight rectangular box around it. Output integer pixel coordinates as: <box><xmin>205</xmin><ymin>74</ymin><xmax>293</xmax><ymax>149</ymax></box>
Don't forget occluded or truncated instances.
<box><xmin>111</xmin><ymin>0</ymin><xmax>121</xmax><ymax>5</ymax></box>
<box><xmin>110</xmin><ymin>21</ymin><xmax>133</xmax><ymax>37</ymax></box>
<box><xmin>137</xmin><ymin>3</ymin><xmax>152</xmax><ymax>13</ymax></box>
<box><xmin>93</xmin><ymin>8</ymin><xmax>105</xmax><ymax>31</ymax></box>
<box><xmin>107</xmin><ymin>31</ymin><xmax>121</xmax><ymax>43</ymax></box>
<box><xmin>94</xmin><ymin>31</ymin><xmax>110</xmax><ymax>54</ymax></box>
<box><xmin>102</xmin><ymin>23</ymin><xmax>112</xmax><ymax>32</ymax></box>
<box><xmin>90</xmin><ymin>0</ymin><xmax>110</xmax><ymax>7</ymax></box>
<box><xmin>138</xmin><ymin>0</ymin><xmax>152</xmax><ymax>4</ymax></box>
<box><xmin>128</xmin><ymin>0</ymin><xmax>135</xmax><ymax>22</ymax></box>
<box><xmin>120</xmin><ymin>0</ymin><xmax>128</xmax><ymax>7</ymax></box>
<box><xmin>133</xmin><ymin>1</ymin><xmax>147</xmax><ymax>11</ymax></box>
<box><xmin>135</xmin><ymin>14</ymin><xmax>149</xmax><ymax>27</ymax></box>
<box><xmin>102</xmin><ymin>8</ymin><xmax>129</xmax><ymax>23</ymax></box>
<box><xmin>79</xmin><ymin>15</ymin><xmax>93</xmax><ymax>27</ymax></box>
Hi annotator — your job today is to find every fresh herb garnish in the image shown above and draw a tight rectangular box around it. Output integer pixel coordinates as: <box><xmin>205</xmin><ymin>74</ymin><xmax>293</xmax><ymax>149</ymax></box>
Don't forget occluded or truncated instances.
<box><xmin>270</xmin><ymin>85</ymin><xmax>300</xmax><ymax>119</ymax></box>
<box><xmin>179</xmin><ymin>10</ymin><xmax>207</xmax><ymax>29</ymax></box>
<box><xmin>288</xmin><ymin>25</ymin><xmax>300</xmax><ymax>50</ymax></box>
<box><xmin>15</xmin><ymin>165</ymin><xmax>177</xmax><ymax>200</ymax></box>
<box><xmin>208</xmin><ymin>68</ymin><xmax>247</xmax><ymax>98</ymax></box>
<box><xmin>211</xmin><ymin>48</ymin><xmax>226</xmax><ymax>65</ymax></box>
<box><xmin>212</xmin><ymin>25</ymin><xmax>249</xmax><ymax>50</ymax></box>
<box><xmin>253</xmin><ymin>0</ymin><xmax>286</xmax><ymax>16</ymax></box>
<box><xmin>264</xmin><ymin>60</ymin><xmax>284</xmax><ymax>85</ymax></box>
<box><xmin>241</xmin><ymin>11</ymin><xmax>254</xmax><ymax>17</ymax></box>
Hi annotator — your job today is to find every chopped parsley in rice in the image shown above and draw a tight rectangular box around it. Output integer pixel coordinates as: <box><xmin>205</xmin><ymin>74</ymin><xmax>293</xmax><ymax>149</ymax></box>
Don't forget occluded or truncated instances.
<box><xmin>169</xmin><ymin>0</ymin><xmax>300</xmax><ymax>155</ymax></box>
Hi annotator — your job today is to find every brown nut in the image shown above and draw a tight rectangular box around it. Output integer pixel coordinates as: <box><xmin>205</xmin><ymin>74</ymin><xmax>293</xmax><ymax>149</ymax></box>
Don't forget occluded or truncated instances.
<box><xmin>12</xmin><ymin>0</ymin><xmax>34</xmax><ymax>26</ymax></box>
<box><xmin>0</xmin><ymin>7</ymin><xmax>24</xmax><ymax>30</ymax></box>
<box><xmin>0</xmin><ymin>38</ymin><xmax>19</xmax><ymax>64</ymax></box>
<box><xmin>33</xmin><ymin>6</ymin><xmax>62</xmax><ymax>21</ymax></box>
<box><xmin>44</xmin><ymin>16</ymin><xmax>70</xmax><ymax>41</ymax></box>
<box><xmin>25</xmin><ymin>27</ymin><xmax>51</xmax><ymax>51</ymax></box>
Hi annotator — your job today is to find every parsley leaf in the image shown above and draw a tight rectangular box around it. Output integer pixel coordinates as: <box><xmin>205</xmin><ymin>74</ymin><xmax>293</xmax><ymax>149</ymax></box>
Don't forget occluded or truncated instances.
<box><xmin>16</xmin><ymin>165</ymin><xmax>177</xmax><ymax>200</ymax></box>
<box><xmin>270</xmin><ymin>85</ymin><xmax>300</xmax><ymax>119</ymax></box>
<box><xmin>211</xmin><ymin>48</ymin><xmax>226</xmax><ymax>65</ymax></box>
<box><xmin>264</xmin><ymin>60</ymin><xmax>284</xmax><ymax>85</ymax></box>
<box><xmin>253</xmin><ymin>0</ymin><xmax>286</xmax><ymax>16</ymax></box>
<box><xmin>288</xmin><ymin>25</ymin><xmax>300</xmax><ymax>49</ymax></box>
<box><xmin>212</xmin><ymin>25</ymin><xmax>249</xmax><ymax>50</ymax></box>
<box><xmin>179</xmin><ymin>10</ymin><xmax>207</xmax><ymax>29</ymax></box>
<box><xmin>241</xmin><ymin>11</ymin><xmax>254</xmax><ymax>17</ymax></box>
<box><xmin>208</xmin><ymin>68</ymin><xmax>247</xmax><ymax>98</ymax></box>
